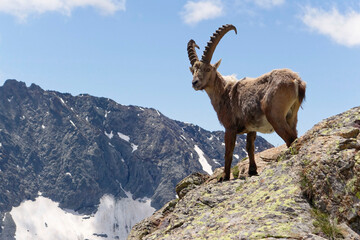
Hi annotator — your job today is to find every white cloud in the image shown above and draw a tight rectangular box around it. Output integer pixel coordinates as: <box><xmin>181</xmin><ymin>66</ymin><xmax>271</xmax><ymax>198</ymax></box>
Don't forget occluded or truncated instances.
<box><xmin>252</xmin><ymin>0</ymin><xmax>285</xmax><ymax>9</ymax></box>
<box><xmin>0</xmin><ymin>0</ymin><xmax>126</xmax><ymax>20</ymax></box>
<box><xmin>181</xmin><ymin>0</ymin><xmax>224</xmax><ymax>25</ymax></box>
<box><xmin>302</xmin><ymin>6</ymin><xmax>360</xmax><ymax>47</ymax></box>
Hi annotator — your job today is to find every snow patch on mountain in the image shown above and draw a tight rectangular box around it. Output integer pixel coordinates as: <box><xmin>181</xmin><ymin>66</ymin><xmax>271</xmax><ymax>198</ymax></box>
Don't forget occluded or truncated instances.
<box><xmin>194</xmin><ymin>145</ymin><xmax>213</xmax><ymax>175</ymax></box>
<box><xmin>118</xmin><ymin>132</ymin><xmax>138</xmax><ymax>152</ymax></box>
<box><xmin>10</xmin><ymin>193</ymin><xmax>155</xmax><ymax>240</ymax></box>
<box><xmin>69</xmin><ymin>120</ymin><xmax>76</xmax><ymax>128</ymax></box>
<box><xmin>131</xmin><ymin>143</ymin><xmax>138</xmax><ymax>152</ymax></box>
<box><xmin>118</xmin><ymin>132</ymin><xmax>130</xmax><ymax>142</ymax></box>
<box><xmin>105</xmin><ymin>130</ymin><xmax>114</xmax><ymax>139</ymax></box>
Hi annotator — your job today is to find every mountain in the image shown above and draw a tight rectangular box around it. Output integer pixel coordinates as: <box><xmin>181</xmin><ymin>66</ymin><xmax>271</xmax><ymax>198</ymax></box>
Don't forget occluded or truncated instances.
<box><xmin>129</xmin><ymin>107</ymin><xmax>360</xmax><ymax>240</ymax></box>
<box><xmin>0</xmin><ymin>79</ymin><xmax>273</xmax><ymax>239</ymax></box>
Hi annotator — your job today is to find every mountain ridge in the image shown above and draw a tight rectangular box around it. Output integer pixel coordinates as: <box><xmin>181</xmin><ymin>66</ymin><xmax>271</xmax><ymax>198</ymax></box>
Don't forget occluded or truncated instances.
<box><xmin>0</xmin><ymin>79</ymin><xmax>273</xmax><ymax>239</ymax></box>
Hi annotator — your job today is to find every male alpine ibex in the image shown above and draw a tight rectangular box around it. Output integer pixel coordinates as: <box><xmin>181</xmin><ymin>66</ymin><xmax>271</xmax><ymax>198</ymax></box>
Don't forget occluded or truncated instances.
<box><xmin>187</xmin><ymin>24</ymin><xmax>306</xmax><ymax>181</ymax></box>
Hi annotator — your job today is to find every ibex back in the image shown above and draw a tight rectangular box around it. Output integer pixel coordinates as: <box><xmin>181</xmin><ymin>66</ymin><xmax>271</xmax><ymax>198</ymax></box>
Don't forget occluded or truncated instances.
<box><xmin>187</xmin><ymin>24</ymin><xmax>306</xmax><ymax>181</ymax></box>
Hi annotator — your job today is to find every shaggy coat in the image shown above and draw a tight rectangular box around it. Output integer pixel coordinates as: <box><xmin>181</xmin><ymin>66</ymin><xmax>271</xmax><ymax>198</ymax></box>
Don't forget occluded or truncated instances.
<box><xmin>211</xmin><ymin>69</ymin><xmax>305</xmax><ymax>135</ymax></box>
<box><xmin>188</xmin><ymin>24</ymin><xmax>306</xmax><ymax>181</ymax></box>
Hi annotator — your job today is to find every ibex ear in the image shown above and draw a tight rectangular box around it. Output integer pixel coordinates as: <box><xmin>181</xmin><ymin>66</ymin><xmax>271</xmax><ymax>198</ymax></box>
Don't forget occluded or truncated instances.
<box><xmin>189</xmin><ymin>66</ymin><xmax>194</xmax><ymax>74</ymax></box>
<box><xmin>214</xmin><ymin>59</ymin><xmax>222</xmax><ymax>70</ymax></box>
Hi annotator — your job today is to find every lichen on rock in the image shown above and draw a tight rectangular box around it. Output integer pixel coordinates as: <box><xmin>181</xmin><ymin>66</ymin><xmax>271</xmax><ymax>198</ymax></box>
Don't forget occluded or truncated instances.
<box><xmin>298</xmin><ymin>107</ymin><xmax>360</xmax><ymax>236</ymax></box>
<box><xmin>128</xmin><ymin>107</ymin><xmax>360</xmax><ymax>240</ymax></box>
<box><xmin>175</xmin><ymin>172</ymin><xmax>210</xmax><ymax>199</ymax></box>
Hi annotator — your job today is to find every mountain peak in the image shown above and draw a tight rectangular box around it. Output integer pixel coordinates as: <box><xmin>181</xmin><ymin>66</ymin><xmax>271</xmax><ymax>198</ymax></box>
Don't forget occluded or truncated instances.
<box><xmin>3</xmin><ymin>79</ymin><xmax>27</xmax><ymax>88</ymax></box>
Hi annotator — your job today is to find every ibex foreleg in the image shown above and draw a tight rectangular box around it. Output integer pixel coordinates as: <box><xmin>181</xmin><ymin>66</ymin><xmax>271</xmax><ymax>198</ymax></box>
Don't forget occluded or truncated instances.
<box><xmin>220</xmin><ymin>129</ymin><xmax>237</xmax><ymax>181</ymax></box>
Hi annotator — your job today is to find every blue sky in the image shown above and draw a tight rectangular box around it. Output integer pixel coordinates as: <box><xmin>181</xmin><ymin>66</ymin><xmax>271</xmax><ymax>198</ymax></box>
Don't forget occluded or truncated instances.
<box><xmin>0</xmin><ymin>0</ymin><xmax>359</xmax><ymax>146</ymax></box>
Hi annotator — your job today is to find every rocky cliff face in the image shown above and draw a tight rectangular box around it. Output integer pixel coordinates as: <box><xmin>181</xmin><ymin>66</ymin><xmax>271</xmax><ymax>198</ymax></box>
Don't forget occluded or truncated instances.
<box><xmin>0</xmin><ymin>79</ymin><xmax>272</xmax><ymax>238</ymax></box>
<box><xmin>128</xmin><ymin>107</ymin><xmax>360</xmax><ymax>240</ymax></box>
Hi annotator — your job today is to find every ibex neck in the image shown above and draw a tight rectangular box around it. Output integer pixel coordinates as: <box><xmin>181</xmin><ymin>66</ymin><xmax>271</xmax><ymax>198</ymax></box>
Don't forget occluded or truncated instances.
<box><xmin>205</xmin><ymin>72</ymin><xmax>228</xmax><ymax>112</ymax></box>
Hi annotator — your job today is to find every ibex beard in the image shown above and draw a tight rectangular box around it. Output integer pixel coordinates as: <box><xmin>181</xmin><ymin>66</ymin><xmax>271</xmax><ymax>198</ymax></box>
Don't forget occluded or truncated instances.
<box><xmin>187</xmin><ymin>24</ymin><xmax>306</xmax><ymax>181</ymax></box>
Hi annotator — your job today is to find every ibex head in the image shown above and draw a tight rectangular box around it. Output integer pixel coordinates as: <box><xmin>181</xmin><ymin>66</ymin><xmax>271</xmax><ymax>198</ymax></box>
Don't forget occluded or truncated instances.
<box><xmin>187</xmin><ymin>24</ymin><xmax>237</xmax><ymax>91</ymax></box>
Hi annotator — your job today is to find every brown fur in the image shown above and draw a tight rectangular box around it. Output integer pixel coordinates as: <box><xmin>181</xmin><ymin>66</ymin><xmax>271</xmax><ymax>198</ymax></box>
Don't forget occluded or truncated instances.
<box><xmin>191</xmin><ymin>63</ymin><xmax>306</xmax><ymax>181</ymax></box>
<box><xmin>188</xmin><ymin>25</ymin><xmax>306</xmax><ymax>181</ymax></box>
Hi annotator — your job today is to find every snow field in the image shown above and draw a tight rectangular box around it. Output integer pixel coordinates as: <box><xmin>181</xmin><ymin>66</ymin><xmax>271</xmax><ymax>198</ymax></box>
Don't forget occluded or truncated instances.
<box><xmin>10</xmin><ymin>192</ymin><xmax>155</xmax><ymax>240</ymax></box>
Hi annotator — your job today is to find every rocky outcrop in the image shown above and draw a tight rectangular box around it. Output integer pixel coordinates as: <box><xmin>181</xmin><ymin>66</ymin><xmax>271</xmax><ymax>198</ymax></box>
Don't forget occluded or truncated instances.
<box><xmin>0</xmin><ymin>79</ymin><xmax>273</xmax><ymax>237</ymax></box>
<box><xmin>128</xmin><ymin>107</ymin><xmax>360</xmax><ymax>239</ymax></box>
<box><xmin>297</xmin><ymin>107</ymin><xmax>360</xmax><ymax>234</ymax></box>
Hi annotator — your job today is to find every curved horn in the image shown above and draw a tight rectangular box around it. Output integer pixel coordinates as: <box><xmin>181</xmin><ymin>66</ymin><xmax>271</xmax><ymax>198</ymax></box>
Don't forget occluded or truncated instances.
<box><xmin>187</xmin><ymin>39</ymin><xmax>200</xmax><ymax>66</ymax></box>
<box><xmin>201</xmin><ymin>24</ymin><xmax>237</xmax><ymax>64</ymax></box>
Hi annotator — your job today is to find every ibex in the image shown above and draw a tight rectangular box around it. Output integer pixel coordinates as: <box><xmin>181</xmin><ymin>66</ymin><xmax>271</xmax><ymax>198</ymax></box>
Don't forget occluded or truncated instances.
<box><xmin>187</xmin><ymin>24</ymin><xmax>306</xmax><ymax>181</ymax></box>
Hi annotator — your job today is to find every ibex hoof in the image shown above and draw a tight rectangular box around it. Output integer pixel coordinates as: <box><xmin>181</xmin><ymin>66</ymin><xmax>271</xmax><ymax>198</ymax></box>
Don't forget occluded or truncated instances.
<box><xmin>218</xmin><ymin>174</ymin><xmax>230</xmax><ymax>182</ymax></box>
<box><xmin>248</xmin><ymin>170</ymin><xmax>259</xmax><ymax>176</ymax></box>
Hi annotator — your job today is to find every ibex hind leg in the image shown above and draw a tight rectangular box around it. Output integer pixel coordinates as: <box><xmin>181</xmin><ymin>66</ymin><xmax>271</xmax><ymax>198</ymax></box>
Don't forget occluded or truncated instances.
<box><xmin>262</xmin><ymin>97</ymin><xmax>298</xmax><ymax>147</ymax></box>
<box><xmin>266</xmin><ymin>114</ymin><xmax>297</xmax><ymax>147</ymax></box>
<box><xmin>286</xmin><ymin>101</ymin><xmax>301</xmax><ymax>137</ymax></box>
<box><xmin>246</xmin><ymin>132</ymin><xmax>258</xmax><ymax>176</ymax></box>
<box><xmin>270</xmin><ymin>118</ymin><xmax>297</xmax><ymax>147</ymax></box>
